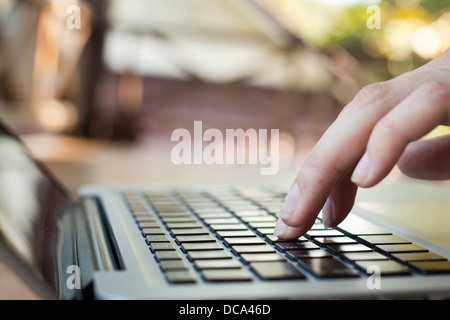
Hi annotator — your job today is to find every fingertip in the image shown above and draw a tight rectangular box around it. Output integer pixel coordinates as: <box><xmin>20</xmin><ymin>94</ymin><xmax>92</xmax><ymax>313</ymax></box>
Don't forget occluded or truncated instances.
<box><xmin>279</xmin><ymin>180</ymin><xmax>320</xmax><ymax>228</ymax></box>
<box><xmin>274</xmin><ymin>218</ymin><xmax>310</xmax><ymax>240</ymax></box>
<box><xmin>274</xmin><ymin>218</ymin><xmax>288</xmax><ymax>237</ymax></box>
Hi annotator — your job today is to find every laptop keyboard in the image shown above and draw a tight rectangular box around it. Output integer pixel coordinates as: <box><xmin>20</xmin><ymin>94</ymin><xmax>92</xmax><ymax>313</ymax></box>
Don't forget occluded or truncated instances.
<box><xmin>122</xmin><ymin>188</ymin><xmax>450</xmax><ymax>284</ymax></box>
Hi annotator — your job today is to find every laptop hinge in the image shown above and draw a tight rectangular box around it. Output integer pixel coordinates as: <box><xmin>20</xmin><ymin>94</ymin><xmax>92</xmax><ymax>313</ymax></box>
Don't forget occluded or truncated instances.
<box><xmin>82</xmin><ymin>197</ymin><xmax>124</xmax><ymax>272</ymax></box>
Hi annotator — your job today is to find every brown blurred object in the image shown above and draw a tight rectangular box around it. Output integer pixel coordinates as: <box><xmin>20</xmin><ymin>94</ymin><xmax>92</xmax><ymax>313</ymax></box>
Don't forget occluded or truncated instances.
<box><xmin>0</xmin><ymin>0</ymin><xmax>92</xmax><ymax>134</ymax></box>
<box><xmin>32</xmin><ymin>0</ymin><xmax>92</xmax><ymax>133</ymax></box>
<box><xmin>113</xmin><ymin>73</ymin><xmax>143</xmax><ymax>140</ymax></box>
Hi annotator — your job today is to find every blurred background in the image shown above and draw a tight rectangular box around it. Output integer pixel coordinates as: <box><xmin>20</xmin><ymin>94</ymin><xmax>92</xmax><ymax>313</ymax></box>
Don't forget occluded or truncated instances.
<box><xmin>0</xmin><ymin>0</ymin><xmax>449</xmax><ymax>193</ymax></box>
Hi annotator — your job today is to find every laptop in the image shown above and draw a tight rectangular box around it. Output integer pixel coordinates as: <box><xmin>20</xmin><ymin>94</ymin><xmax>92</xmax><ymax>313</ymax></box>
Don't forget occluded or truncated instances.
<box><xmin>0</xmin><ymin>120</ymin><xmax>450</xmax><ymax>300</ymax></box>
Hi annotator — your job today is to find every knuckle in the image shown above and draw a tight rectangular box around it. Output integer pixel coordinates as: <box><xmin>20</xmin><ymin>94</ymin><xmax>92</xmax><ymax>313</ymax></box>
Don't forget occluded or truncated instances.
<box><xmin>372</xmin><ymin>116</ymin><xmax>398</xmax><ymax>141</ymax></box>
<box><xmin>419</xmin><ymin>80</ymin><xmax>450</xmax><ymax>123</ymax></box>
<box><xmin>420</xmin><ymin>80</ymin><xmax>450</xmax><ymax>99</ymax></box>
<box><xmin>353</xmin><ymin>82</ymin><xmax>389</xmax><ymax>106</ymax></box>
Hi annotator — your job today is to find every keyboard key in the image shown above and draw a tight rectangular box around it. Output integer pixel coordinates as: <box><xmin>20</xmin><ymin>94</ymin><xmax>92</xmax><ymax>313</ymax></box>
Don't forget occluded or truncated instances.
<box><xmin>209</xmin><ymin>224</ymin><xmax>248</xmax><ymax>231</ymax></box>
<box><xmin>194</xmin><ymin>259</ymin><xmax>242</xmax><ymax>270</ymax></box>
<box><xmin>155</xmin><ymin>205</ymin><xmax>186</xmax><ymax>213</ymax></box>
<box><xmin>356</xmin><ymin>260</ymin><xmax>410</xmax><ymax>275</ymax></box>
<box><xmin>141</xmin><ymin>227</ymin><xmax>166</xmax><ymax>235</ymax></box>
<box><xmin>154</xmin><ymin>250</ymin><xmax>183</xmax><ymax>261</ymax></box>
<box><xmin>166</xmin><ymin>270</ymin><xmax>196</xmax><ymax>284</ymax></box>
<box><xmin>306</xmin><ymin>229</ymin><xmax>345</xmax><ymax>237</ymax></box>
<box><xmin>241</xmin><ymin>216</ymin><xmax>276</xmax><ymax>223</ymax></box>
<box><xmin>313</xmin><ymin>237</ymin><xmax>357</xmax><ymax>245</ymax></box>
<box><xmin>138</xmin><ymin>222</ymin><xmax>160</xmax><ymax>228</ymax></box>
<box><xmin>231</xmin><ymin>244</ymin><xmax>276</xmax><ymax>255</ymax></box>
<box><xmin>188</xmin><ymin>203</ymin><xmax>220</xmax><ymax>209</ymax></box>
<box><xmin>203</xmin><ymin>218</ymin><xmax>240</xmax><ymax>225</ymax></box>
<box><xmin>240</xmin><ymin>253</ymin><xmax>286</xmax><ymax>263</ymax></box>
<box><xmin>327</xmin><ymin>244</ymin><xmax>372</xmax><ymax>253</ymax></box>
<box><xmin>159</xmin><ymin>260</ymin><xmax>189</xmax><ymax>271</ymax></box>
<box><xmin>130</xmin><ymin>206</ymin><xmax>150</xmax><ymax>213</ymax></box>
<box><xmin>286</xmin><ymin>249</ymin><xmax>333</xmax><ymax>260</ymax></box>
<box><xmin>298</xmin><ymin>258</ymin><xmax>360</xmax><ymax>278</ymax></box>
<box><xmin>358</xmin><ymin>235</ymin><xmax>412</xmax><ymax>245</ymax></box>
<box><xmin>158</xmin><ymin>212</ymin><xmax>192</xmax><ymax>218</ymax></box>
<box><xmin>187</xmin><ymin>250</ymin><xmax>233</xmax><ymax>260</ymax></box>
<box><xmin>157</xmin><ymin>208</ymin><xmax>188</xmax><ymax>214</ymax></box>
<box><xmin>255</xmin><ymin>228</ymin><xmax>275</xmax><ymax>236</ymax></box>
<box><xmin>250</xmin><ymin>262</ymin><xmax>306</xmax><ymax>280</ymax></box>
<box><xmin>170</xmin><ymin>228</ymin><xmax>209</xmax><ymax>236</ymax></box>
<box><xmin>160</xmin><ymin>217</ymin><xmax>197</xmax><ymax>223</ymax></box>
<box><xmin>226</xmin><ymin>205</ymin><xmax>260</xmax><ymax>212</ymax></box>
<box><xmin>247</xmin><ymin>222</ymin><xmax>277</xmax><ymax>229</ymax></box>
<box><xmin>265</xmin><ymin>235</ymin><xmax>308</xmax><ymax>244</ymax></box>
<box><xmin>216</xmin><ymin>230</ymin><xmax>256</xmax><ymax>238</ymax></box>
<box><xmin>136</xmin><ymin>216</ymin><xmax>158</xmax><ymax>223</ymax></box>
<box><xmin>233</xmin><ymin>210</ymin><xmax>269</xmax><ymax>217</ymax></box>
<box><xmin>376</xmin><ymin>244</ymin><xmax>428</xmax><ymax>254</ymax></box>
<box><xmin>181</xmin><ymin>242</ymin><xmax>223</xmax><ymax>251</ymax></box>
<box><xmin>410</xmin><ymin>261</ymin><xmax>450</xmax><ymax>274</ymax></box>
<box><xmin>146</xmin><ymin>235</ymin><xmax>170</xmax><ymax>243</ymax></box>
<box><xmin>196</xmin><ymin>212</ymin><xmax>233</xmax><ymax>218</ymax></box>
<box><xmin>392</xmin><ymin>252</ymin><xmax>447</xmax><ymax>262</ymax></box>
<box><xmin>176</xmin><ymin>235</ymin><xmax>216</xmax><ymax>243</ymax></box>
<box><xmin>150</xmin><ymin>242</ymin><xmax>176</xmax><ymax>251</ymax></box>
<box><xmin>342</xmin><ymin>251</ymin><xmax>388</xmax><ymax>261</ymax></box>
<box><xmin>150</xmin><ymin>198</ymin><xmax>178</xmax><ymax>203</ymax></box>
<box><xmin>202</xmin><ymin>269</ymin><xmax>252</xmax><ymax>282</ymax></box>
<box><xmin>223</xmin><ymin>237</ymin><xmax>266</xmax><ymax>246</ymax></box>
<box><xmin>275</xmin><ymin>241</ymin><xmax>320</xmax><ymax>252</ymax></box>
<box><xmin>166</xmin><ymin>222</ymin><xmax>203</xmax><ymax>229</ymax></box>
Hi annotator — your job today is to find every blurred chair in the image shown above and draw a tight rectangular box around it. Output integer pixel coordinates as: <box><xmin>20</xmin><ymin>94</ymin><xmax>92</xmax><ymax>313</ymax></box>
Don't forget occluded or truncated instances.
<box><xmin>0</xmin><ymin>0</ymin><xmax>92</xmax><ymax>134</ymax></box>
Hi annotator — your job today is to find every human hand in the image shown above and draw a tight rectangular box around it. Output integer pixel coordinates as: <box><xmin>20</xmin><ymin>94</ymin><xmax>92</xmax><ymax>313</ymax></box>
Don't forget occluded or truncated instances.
<box><xmin>274</xmin><ymin>48</ymin><xmax>450</xmax><ymax>239</ymax></box>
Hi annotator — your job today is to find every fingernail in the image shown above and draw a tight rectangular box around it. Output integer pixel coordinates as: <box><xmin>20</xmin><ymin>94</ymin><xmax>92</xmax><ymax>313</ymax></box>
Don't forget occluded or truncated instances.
<box><xmin>278</xmin><ymin>212</ymin><xmax>290</xmax><ymax>220</ymax></box>
<box><xmin>351</xmin><ymin>153</ymin><xmax>370</xmax><ymax>185</ymax></box>
<box><xmin>322</xmin><ymin>199</ymin><xmax>334</xmax><ymax>229</ymax></box>
<box><xmin>274</xmin><ymin>218</ymin><xmax>288</xmax><ymax>237</ymax></box>
<box><xmin>279</xmin><ymin>183</ymin><xmax>300</xmax><ymax>220</ymax></box>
